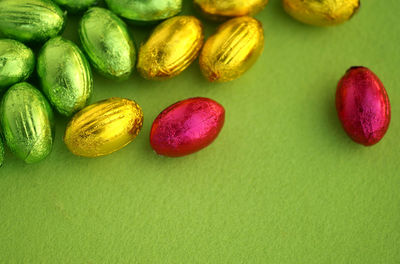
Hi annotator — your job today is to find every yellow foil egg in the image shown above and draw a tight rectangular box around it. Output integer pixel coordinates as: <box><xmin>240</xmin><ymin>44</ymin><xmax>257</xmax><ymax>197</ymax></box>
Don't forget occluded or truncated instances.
<box><xmin>199</xmin><ymin>16</ymin><xmax>264</xmax><ymax>82</ymax></box>
<box><xmin>282</xmin><ymin>0</ymin><xmax>360</xmax><ymax>26</ymax></box>
<box><xmin>64</xmin><ymin>98</ymin><xmax>143</xmax><ymax>158</ymax></box>
<box><xmin>137</xmin><ymin>16</ymin><xmax>204</xmax><ymax>80</ymax></box>
<box><xmin>194</xmin><ymin>0</ymin><xmax>268</xmax><ymax>20</ymax></box>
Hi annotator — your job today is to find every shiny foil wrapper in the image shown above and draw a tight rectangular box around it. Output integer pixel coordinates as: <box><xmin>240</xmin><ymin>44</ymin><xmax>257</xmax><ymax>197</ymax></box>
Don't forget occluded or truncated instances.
<box><xmin>150</xmin><ymin>97</ymin><xmax>225</xmax><ymax>157</ymax></box>
<box><xmin>0</xmin><ymin>82</ymin><xmax>55</xmax><ymax>164</ymax></box>
<box><xmin>283</xmin><ymin>0</ymin><xmax>360</xmax><ymax>26</ymax></box>
<box><xmin>0</xmin><ymin>0</ymin><xmax>65</xmax><ymax>43</ymax></box>
<box><xmin>105</xmin><ymin>0</ymin><xmax>182</xmax><ymax>23</ymax></box>
<box><xmin>336</xmin><ymin>67</ymin><xmax>391</xmax><ymax>146</ymax></box>
<box><xmin>0</xmin><ymin>39</ymin><xmax>35</xmax><ymax>91</ymax></box>
<box><xmin>199</xmin><ymin>16</ymin><xmax>264</xmax><ymax>82</ymax></box>
<box><xmin>79</xmin><ymin>7</ymin><xmax>136</xmax><ymax>80</ymax></box>
<box><xmin>37</xmin><ymin>36</ymin><xmax>93</xmax><ymax>116</ymax></box>
<box><xmin>137</xmin><ymin>16</ymin><xmax>204</xmax><ymax>80</ymax></box>
<box><xmin>53</xmin><ymin>0</ymin><xmax>98</xmax><ymax>13</ymax></box>
<box><xmin>194</xmin><ymin>0</ymin><xmax>268</xmax><ymax>21</ymax></box>
<box><xmin>64</xmin><ymin>98</ymin><xmax>144</xmax><ymax>158</ymax></box>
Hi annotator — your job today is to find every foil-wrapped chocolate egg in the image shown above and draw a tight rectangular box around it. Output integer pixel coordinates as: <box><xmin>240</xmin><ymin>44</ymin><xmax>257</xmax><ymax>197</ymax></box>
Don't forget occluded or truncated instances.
<box><xmin>0</xmin><ymin>0</ymin><xmax>65</xmax><ymax>43</ymax></box>
<box><xmin>53</xmin><ymin>0</ymin><xmax>98</xmax><ymax>13</ymax></box>
<box><xmin>282</xmin><ymin>0</ymin><xmax>360</xmax><ymax>26</ymax></box>
<box><xmin>64</xmin><ymin>98</ymin><xmax>143</xmax><ymax>158</ymax></box>
<box><xmin>194</xmin><ymin>0</ymin><xmax>268</xmax><ymax>21</ymax></box>
<box><xmin>37</xmin><ymin>36</ymin><xmax>93</xmax><ymax>116</ymax></box>
<box><xmin>150</xmin><ymin>97</ymin><xmax>225</xmax><ymax>157</ymax></box>
<box><xmin>0</xmin><ymin>39</ymin><xmax>35</xmax><ymax>91</ymax></box>
<box><xmin>0</xmin><ymin>82</ymin><xmax>55</xmax><ymax>163</ymax></box>
<box><xmin>137</xmin><ymin>16</ymin><xmax>204</xmax><ymax>80</ymax></box>
<box><xmin>105</xmin><ymin>0</ymin><xmax>182</xmax><ymax>23</ymax></box>
<box><xmin>79</xmin><ymin>7</ymin><xmax>136</xmax><ymax>80</ymax></box>
<box><xmin>199</xmin><ymin>16</ymin><xmax>264</xmax><ymax>82</ymax></box>
<box><xmin>336</xmin><ymin>67</ymin><xmax>391</xmax><ymax>146</ymax></box>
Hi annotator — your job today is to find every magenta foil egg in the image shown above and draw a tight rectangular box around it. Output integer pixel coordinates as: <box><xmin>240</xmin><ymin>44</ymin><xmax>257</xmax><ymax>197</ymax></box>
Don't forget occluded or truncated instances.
<box><xmin>336</xmin><ymin>66</ymin><xmax>391</xmax><ymax>146</ymax></box>
<box><xmin>150</xmin><ymin>97</ymin><xmax>225</xmax><ymax>157</ymax></box>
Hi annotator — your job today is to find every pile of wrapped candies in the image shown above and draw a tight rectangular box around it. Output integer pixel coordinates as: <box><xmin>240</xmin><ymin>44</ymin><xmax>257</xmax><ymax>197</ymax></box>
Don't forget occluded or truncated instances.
<box><xmin>0</xmin><ymin>0</ymin><xmax>391</xmax><ymax>166</ymax></box>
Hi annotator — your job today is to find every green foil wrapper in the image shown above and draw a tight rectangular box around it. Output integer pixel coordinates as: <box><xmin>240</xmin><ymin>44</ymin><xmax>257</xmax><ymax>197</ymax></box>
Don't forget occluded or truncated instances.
<box><xmin>37</xmin><ymin>37</ymin><xmax>93</xmax><ymax>116</ymax></box>
<box><xmin>0</xmin><ymin>82</ymin><xmax>54</xmax><ymax>164</ymax></box>
<box><xmin>52</xmin><ymin>0</ymin><xmax>98</xmax><ymax>13</ymax></box>
<box><xmin>105</xmin><ymin>0</ymin><xmax>182</xmax><ymax>23</ymax></box>
<box><xmin>0</xmin><ymin>0</ymin><xmax>65</xmax><ymax>43</ymax></box>
<box><xmin>0</xmin><ymin>39</ymin><xmax>35</xmax><ymax>91</ymax></box>
<box><xmin>79</xmin><ymin>7</ymin><xmax>136</xmax><ymax>80</ymax></box>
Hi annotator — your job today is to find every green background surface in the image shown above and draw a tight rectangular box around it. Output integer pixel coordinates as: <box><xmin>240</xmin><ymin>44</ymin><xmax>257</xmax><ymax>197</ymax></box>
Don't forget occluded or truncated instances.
<box><xmin>1</xmin><ymin>0</ymin><xmax>399</xmax><ymax>263</ymax></box>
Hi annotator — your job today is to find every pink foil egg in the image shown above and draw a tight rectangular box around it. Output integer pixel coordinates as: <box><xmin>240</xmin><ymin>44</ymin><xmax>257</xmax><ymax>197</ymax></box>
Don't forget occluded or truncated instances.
<box><xmin>336</xmin><ymin>66</ymin><xmax>391</xmax><ymax>146</ymax></box>
<box><xmin>150</xmin><ymin>97</ymin><xmax>225</xmax><ymax>157</ymax></box>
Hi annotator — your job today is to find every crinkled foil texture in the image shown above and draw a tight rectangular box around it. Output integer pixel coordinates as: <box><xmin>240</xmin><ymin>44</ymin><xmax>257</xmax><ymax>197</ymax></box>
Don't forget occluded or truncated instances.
<box><xmin>64</xmin><ymin>98</ymin><xmax>144</xmax><ymax>157</ymax></box>
<box><xmin>283</xmin><ymin>0</ymin><xmax>360</xmax><ymax>26</ymax></box>
<box><xmin>0</xmin><ymin>83</ymin><xmax>54</xmax><ymax>163</ymax></box>
<box><xmin>137</xmin><ymin>16</ymin><xmax>204</xmax><ymax>80</ymax></box>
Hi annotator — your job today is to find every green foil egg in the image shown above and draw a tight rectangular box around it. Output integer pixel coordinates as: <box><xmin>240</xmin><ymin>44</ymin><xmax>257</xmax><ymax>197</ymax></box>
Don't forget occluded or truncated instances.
<box><xmin>52</xmin><ymin>0</ymin><xmax>98</xmax><ymax>12</ymax></box>
<box><xmin>79</xmin><ymin>7</ymin><xmax>136</xmax><ymax>80</ymax></box>
<box><xmin>37</xmin><ymin>37</ymin><xmax>93</xmax><ymax>116</ymax></box>
<box><xmin>105</xmin><ymin>0</ymin><xmax>182</xmax><ymax>23</ymax></box>
<box><xmin>0</xmin><ymin>82</ymin><xmax>54</xmax><ymax>164</ymax></box>
<box><xmin>0</xmin><ymin>0</ymin><xmax>65</xmax><ymax>43</ymax></box>
<box><xmin>0</xmin><ymin>39</ymin><xmax>35</xmax><ymax>91</ymax></box>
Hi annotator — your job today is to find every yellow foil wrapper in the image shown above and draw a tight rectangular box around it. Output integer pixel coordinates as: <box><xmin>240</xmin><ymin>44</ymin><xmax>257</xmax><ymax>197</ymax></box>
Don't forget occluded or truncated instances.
<box><xmin>64</xmin><ymin>98</ymin><xmax>143</xmax><ymax>158</ymax></box>
<box><xmin>282</xmin><ymin>0</ymin><xmax>360</xmax><ymax>26</ymax></box>
<box><xmin>194</xmin><ymin>0</ymin><xmax>268</xmax><ymax>20</ymax></box>
<box><xmin>137</xmin><ymin>16</ymin><xmax>204</xmax><ymax>80</ymax></box>
<box><xmin>199</xmin><ymin>16</ymin><xmax>264</xmax><ymax>82</ymax></box>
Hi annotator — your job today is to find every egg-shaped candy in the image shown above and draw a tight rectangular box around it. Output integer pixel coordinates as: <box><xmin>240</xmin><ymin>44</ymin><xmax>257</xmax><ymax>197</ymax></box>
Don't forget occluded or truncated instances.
<box><xmin>137</xmin><ymin>16</ymin><xmax>204</xmax><ymax>80</ymax></box>
<box><xmin>336</xmin><ymin>67</ymin><xmax>391</xmax><ymax>146</ymax></box>
<box><xmin>0</xmin><ymin>0</ymin><xmax>65</xmax><ymax>43</ymax></box>
<box><xmin>64</xmin><ymin>98</ymin><xmax>144</xmax><ymax>157</ymax></box>
<box><xmin>0</xmin><ymin>82</ymin><xmax>54</xmax><ymax>163</ymax></box>
<box><xmin>150</xmin><ymin>97</ymin><xmax>225</xmax><ymax>157</ymax></box>
<box><xmin>0</xmin><ymin>39</ymin><xmax>35</xmax><ymax>91</ymax></box>
<box><xmin>282</xmin><ymin>0</ymin><xmax>360</xmax><ymax>26</ymax></box>
<box><xmin>52</xmin><ymin>0</ymin><xmax>97</xmax><ymax>12</ymax></box>
<box><xmin>199</xmin><ymin>16</ymin><xmax>264</xmax><ymax>82</ymax></box>
<box><xmin>105</xmin><ymin>0</ymin><xmax>182</xmax><ymax>24</ymax></box>
<box><xmin>194</xmin><ymin>0</ymin><xmax>268</xmax><ymax>21</ymax></box>
<box><xmin>37</xmin><ymin>37</ymin><xmax>93</xmax><ymax>116</ymax></box>
<box><xmin>79</xmin><ymin>7</ymin><xmax>136</xmax><ymax>80</ymax></box>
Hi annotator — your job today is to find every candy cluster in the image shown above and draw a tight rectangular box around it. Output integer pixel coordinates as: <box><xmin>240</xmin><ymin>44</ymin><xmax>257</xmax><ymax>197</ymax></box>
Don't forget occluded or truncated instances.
<box><xmin>0</xmin><ymin>0</ymin><xmax>391</xmax><ymax>166</ymax></box>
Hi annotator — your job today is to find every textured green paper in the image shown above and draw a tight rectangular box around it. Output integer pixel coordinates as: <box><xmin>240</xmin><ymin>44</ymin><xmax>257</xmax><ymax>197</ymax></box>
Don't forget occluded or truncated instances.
<box><xmin>1</xmin><ymin>0</ymin><xmax>399</xmax><ymax>263</ymax></box>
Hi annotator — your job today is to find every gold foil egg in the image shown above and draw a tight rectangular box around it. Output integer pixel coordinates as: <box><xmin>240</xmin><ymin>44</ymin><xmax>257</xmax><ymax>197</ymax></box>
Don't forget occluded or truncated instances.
<box><xmin>137</xmin><ymin>16</ymin><xmax>204</xmax><ymax>80</ymax></box>
<box><xmin>282</xmin><ymin>0</ymin><xmax>360</xmax><ymax>26</ymax></box>
<box><xmin>199</xmin><ymin>16</ymin><xmax>264</xmax><ymax>82</ymax></box>
<box><xmin>64</xmin><ymin>98</ymin><xmax>143</xmax><ymax>158</ymax></box>
<box><xmin>194</xmin><ymin>0</ymin><xmax>268</xmax><ymax>21</ymax></box>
